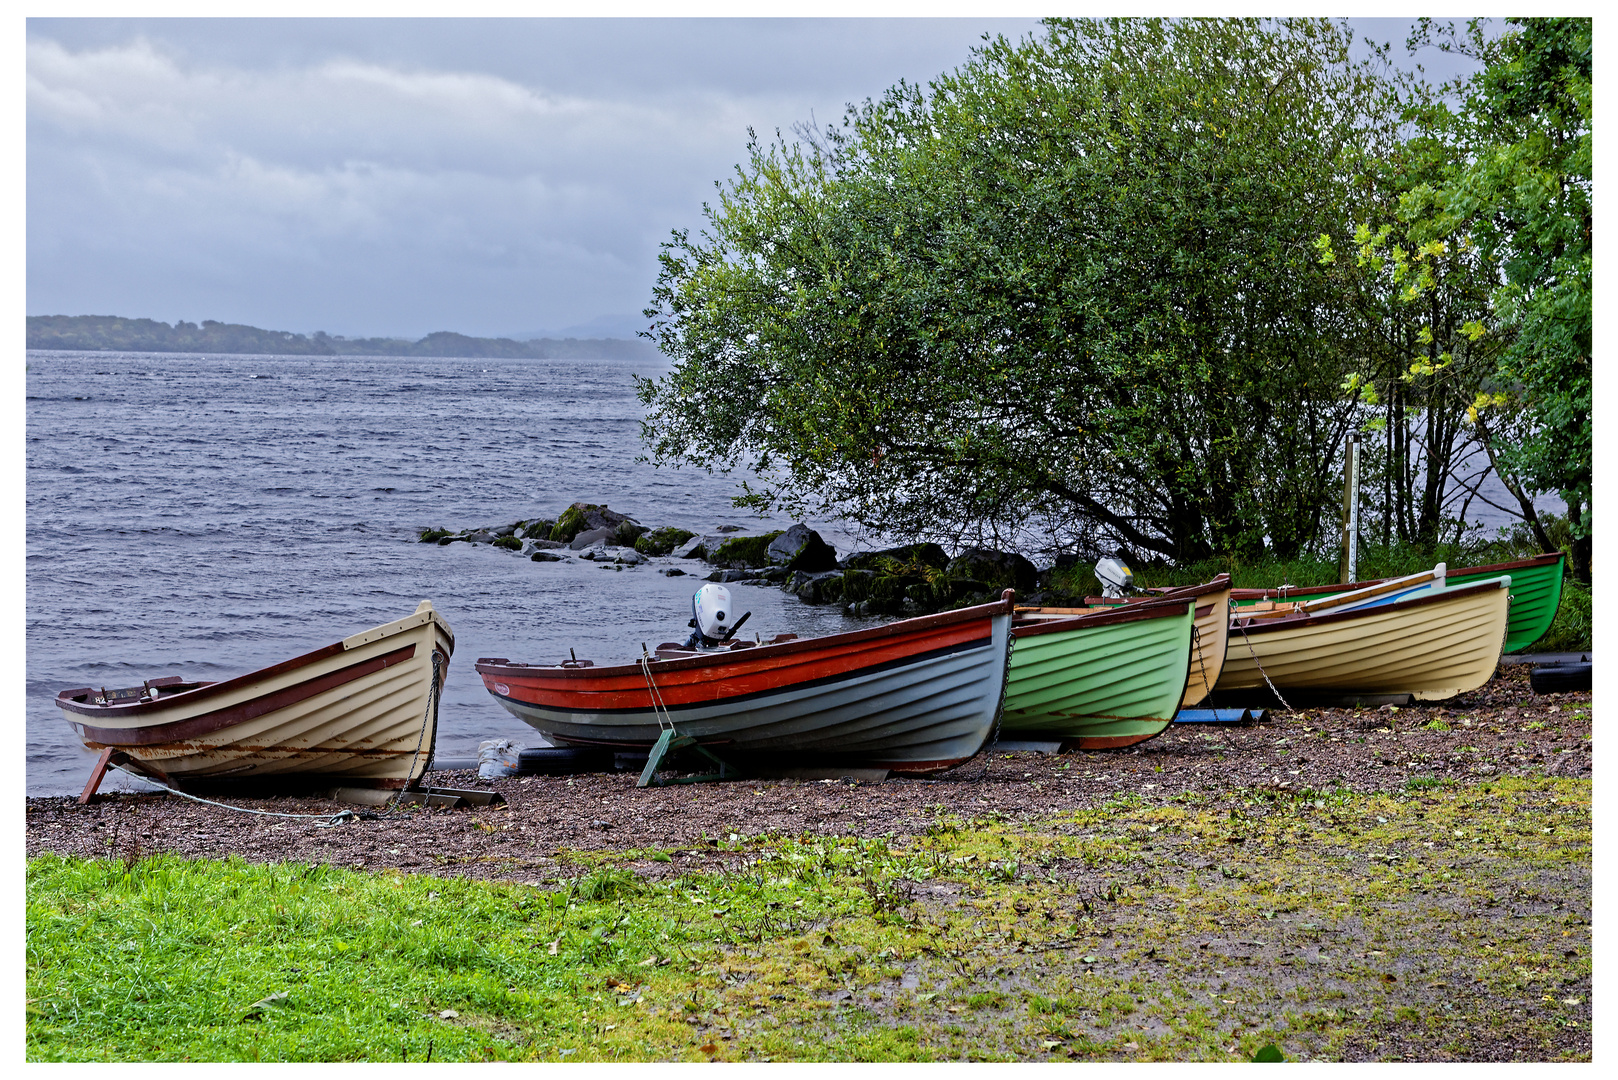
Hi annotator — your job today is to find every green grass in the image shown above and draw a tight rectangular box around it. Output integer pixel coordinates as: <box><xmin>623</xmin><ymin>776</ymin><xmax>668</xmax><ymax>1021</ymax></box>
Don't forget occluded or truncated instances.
<box><xmin>28</xmin><ymin>778</ymin><xmax>1591</xmax><ymax>1062</ymax></box>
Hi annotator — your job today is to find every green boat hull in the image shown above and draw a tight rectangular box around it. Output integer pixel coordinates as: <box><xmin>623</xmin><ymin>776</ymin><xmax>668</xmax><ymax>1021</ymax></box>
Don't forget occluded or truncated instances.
<box><xmin>1002</xmin><ymin>602</ymin><xmax>1193</xmax><ymax>747</ymax></box>
<box><xmin>1230</xmin><ymin>553</ymin><xmax>1564</xmax><ymax>653</ymax></box>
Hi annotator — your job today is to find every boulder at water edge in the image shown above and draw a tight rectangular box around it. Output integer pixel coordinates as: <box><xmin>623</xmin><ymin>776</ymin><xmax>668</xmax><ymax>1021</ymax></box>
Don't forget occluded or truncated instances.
<box><xmin>944</xmin><ymin>547</ymin><xmax>1038</xmax><ymax>593</ymax></box>
<box><xmin>569</xmin><ymin>526</ymin><xmax>618</xmax><ymax>550</ymax></box>
<box><xmin>766</xmin><ymin>523</ymin><xmax>837</xmax><ymax>572</ymax></box>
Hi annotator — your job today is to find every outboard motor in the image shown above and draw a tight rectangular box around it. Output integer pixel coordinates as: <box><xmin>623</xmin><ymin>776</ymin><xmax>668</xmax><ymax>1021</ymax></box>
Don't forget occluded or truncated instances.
<box><xmin>1095</xmin><ymin>555</ymin><xmax>1135</xmax><ymax>598</ymax></box>
<box><xmin>683</xmin><ymin>583</ymin><xmax>750</xmax><ymax>649</ymax></box>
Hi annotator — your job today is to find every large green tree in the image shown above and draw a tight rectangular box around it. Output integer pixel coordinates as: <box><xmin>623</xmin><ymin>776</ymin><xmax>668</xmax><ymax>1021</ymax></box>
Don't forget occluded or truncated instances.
<box><xmin>1408</xmin><ymin>17</ymin><xmax>1592</xmax><ymax>580</ymax></box>
<box><xmin>641</xmin><ymin>18</ymin><xmax>1404</xmax><ymax>562</ymax></box>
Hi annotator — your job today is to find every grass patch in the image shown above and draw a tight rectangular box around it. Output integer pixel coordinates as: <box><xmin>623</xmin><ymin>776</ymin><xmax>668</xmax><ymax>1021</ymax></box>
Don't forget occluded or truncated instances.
<box><xmin>29</xmin><ymin>779</ymin><xmax>1590</xmax><ymax>1062</ymax></box>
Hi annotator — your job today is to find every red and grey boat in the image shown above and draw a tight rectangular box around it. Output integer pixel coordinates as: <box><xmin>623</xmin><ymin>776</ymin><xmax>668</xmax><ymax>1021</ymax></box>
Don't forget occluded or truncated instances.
<box><xmin>56</xmin><ymin>600</ymin><xmax>455</xmax><ymax>800</ymax></box>
<box><xmin>474</xmin><ymin>591</ymin><xmax>1016</xmax><ymax>775</ymax></box>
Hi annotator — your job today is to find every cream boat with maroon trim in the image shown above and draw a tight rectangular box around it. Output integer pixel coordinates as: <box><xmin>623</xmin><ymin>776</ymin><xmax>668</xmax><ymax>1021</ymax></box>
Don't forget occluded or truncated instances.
<box><xmin>1215</xmin><ymin>578</ymin><xmax>1510</xmax><ymax>701</ymax></box>
<box><xmin>56</xmin><ymin>600</ymin><xmax>454</xmax><ymax>793</ymax></box>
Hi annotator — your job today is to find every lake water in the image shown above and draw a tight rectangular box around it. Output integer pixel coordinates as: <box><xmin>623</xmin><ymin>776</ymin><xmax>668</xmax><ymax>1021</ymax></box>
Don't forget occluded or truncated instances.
<box><xmin>24</xmin><ymin>351</ymin><xmax>1549</xmax><ymax>796</ymax></box>
<box><xmin>24</xmin><ymin>351</ymin><xmax>881</xmax><ymax>796</ymax></box>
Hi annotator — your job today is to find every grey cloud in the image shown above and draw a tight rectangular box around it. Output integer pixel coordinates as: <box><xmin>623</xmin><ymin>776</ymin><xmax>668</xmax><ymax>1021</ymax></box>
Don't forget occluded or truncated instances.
<box><xmin>27</xmin><ymin>17</ymin><xmax>1465</xmax><ymax>340</ymax></box>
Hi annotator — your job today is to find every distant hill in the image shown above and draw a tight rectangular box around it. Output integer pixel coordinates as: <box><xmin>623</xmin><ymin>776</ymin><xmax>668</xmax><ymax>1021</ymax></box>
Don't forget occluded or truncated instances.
<box><xmin>26</xmin><ymin>314</ymin><xmax>660</xmax><ymax>360</ymax></box>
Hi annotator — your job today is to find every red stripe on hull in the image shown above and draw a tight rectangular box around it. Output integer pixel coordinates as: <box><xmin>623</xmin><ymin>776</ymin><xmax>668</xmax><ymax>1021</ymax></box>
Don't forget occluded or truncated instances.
<box><xmin>480</xmin><ymin>617</ymin><xmax>993</xmax><ymax>712</ymax></box>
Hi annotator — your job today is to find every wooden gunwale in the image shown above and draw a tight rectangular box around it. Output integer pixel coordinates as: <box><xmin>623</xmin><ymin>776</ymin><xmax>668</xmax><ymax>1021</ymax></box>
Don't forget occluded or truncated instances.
<box><xmin>1229</xmin><ymin>553</ymin><xmax>1560</xmax><ymax>602</ymax></box>
<box><xmin>1089</xmin><ymin>574</ymin><xmax>1233</xmax><ymax>604</ymax></box>
<box><xmin>475</xmin><ymin>590</ymin><xmax>1014</xmax><ymax>683</ymax></box>
<box><xmin>1230</xmin><ymin>579</ymin><xmax>1506</xmax><ymax>635</ymax></box>
<box><xmin>1013</xmin><ymin>598</ymin><xmax>1192</xmax><ymax>639</ymax></box>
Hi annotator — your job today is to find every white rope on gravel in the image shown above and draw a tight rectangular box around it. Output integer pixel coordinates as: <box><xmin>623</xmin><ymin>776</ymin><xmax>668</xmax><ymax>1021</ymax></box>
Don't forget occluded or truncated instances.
<box><xmin>109</xmin><ymin>764</ymin><xmax>359</xmax><ymax>827</ymax></box>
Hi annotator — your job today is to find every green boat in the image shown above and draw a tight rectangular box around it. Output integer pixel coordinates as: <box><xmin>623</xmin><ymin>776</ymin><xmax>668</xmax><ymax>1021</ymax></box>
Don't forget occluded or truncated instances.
<box><xmin>1002</xmin><ymin>599</ymin><xmax>1193</xmax><ymax>748</ymax></box>
<box><xmin>1228</xmin><ymin>552</ymin><xmax>1565</xmax><ymax>654</ymax></box>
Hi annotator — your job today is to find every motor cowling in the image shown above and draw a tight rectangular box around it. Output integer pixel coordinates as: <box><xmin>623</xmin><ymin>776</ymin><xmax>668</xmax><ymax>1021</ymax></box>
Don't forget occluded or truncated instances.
<box><xmin>684</xmin><ymin>583</ymin><xmax>741</xmax><ymax>649</ymax></box>
<box><xmin>1095</xmin><ymin>555</ymin><xmax>1134</xmax><ymax>598</ymax></box>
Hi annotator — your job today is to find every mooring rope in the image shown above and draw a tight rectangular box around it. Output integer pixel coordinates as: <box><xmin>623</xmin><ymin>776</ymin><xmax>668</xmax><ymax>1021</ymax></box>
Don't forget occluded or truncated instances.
<box><xmin>639</xmin><ymin>644</ymin><xmax>676</xmax><ymax>732</ymax></box>
<box><xmin>1231</xmin><ymin>599</ymin><xmax>1295</xmax><ymax>712</ymax></box>
<box><xmin>108</xmin><ymin>764</ymin><xmax>360</xmax><ymax>826</ymax></box>
<box><xmin>394</xmin><ymin>650</ymin><xmax>445</xmax><ymax>805</ymax></box>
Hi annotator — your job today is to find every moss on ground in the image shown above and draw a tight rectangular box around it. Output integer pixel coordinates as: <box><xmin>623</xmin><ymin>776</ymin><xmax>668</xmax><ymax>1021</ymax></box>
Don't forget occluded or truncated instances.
<box><xmin>27</xmin><ymin>777</ymin><xmax>1589</xmax><ymax>1062</ymax></box>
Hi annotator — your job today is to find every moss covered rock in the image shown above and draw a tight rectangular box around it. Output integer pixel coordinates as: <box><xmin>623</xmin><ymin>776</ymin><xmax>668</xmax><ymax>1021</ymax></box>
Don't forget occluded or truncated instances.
<box><xmin>635</xmin><ymin>526</ymin><xmax>697</xmax><ymax>557</ymax></box>
<box><xmin>840</xmin><ymin>543</ymin><xmax>949</xmax><ymax>572</ymax></box>
<box><xmin>548</xmin><ymin>502</ymin><xmax>637</xmax><ymax>544</ymax></box>
<box><xmin>708</xmin><ymin>531</ymin><xmax>784</xmax><ymax>569</ymax></box>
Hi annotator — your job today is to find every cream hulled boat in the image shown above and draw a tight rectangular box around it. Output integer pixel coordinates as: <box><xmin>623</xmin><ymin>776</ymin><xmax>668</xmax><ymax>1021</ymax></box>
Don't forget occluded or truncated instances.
<box><xmin>58</xmin><ymin>600</ymin><xmax>454</xmax><ymax>798</ymax></box>
<box><xmin>1215</xmin><ymin>573</ymin><xmax>1510</xmax><ymax>702</ymax></box>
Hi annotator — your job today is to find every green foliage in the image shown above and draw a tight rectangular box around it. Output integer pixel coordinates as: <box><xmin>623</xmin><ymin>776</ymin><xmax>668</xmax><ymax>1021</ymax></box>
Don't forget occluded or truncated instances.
<box><xmin>640</xmin><ymin>18</ymin><xmax>1400</xmax><ymax>564</ymax></box>
<box><xmin>1408</xmin><ymin>18</ymin><xmax>1592</xmax><ymax>571</ymax></box>
<box><xmin>634</xmin><ymin>527</ymin><xmax>697</xmax><ymax>557</ymax></box>
<box><xmin>1316</xmin><ymin>78</ymin><xmax>1511</xmax><ymax>554</ymax></box>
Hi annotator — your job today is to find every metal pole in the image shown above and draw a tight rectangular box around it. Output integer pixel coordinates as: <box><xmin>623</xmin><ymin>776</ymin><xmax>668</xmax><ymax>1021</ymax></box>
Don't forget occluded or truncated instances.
<box><xmin>1347</xmin><ymin>435</ymin><xmax>1360</xmax><ymax>583</ymax></box>
<box><xmin>1340</xmin><ymin>436</ymin><xmax>1353</xmax><ymax>583</ymax></box>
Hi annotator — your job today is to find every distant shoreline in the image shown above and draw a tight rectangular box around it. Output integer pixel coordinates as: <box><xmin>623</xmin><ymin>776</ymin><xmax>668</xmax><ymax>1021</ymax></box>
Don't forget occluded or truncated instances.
<box><xmin>26</xmin><ymin>314</ymin><xmax>660</xmax><ymax>360</ymax></box>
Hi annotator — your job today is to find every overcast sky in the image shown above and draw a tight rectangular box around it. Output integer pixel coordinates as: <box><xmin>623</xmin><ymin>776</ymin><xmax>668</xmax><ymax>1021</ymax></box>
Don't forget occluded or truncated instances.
<box><xmin>26</xmin><ymin>17</ymin><xmax>1485</xmax><ymax>341</ymax></box>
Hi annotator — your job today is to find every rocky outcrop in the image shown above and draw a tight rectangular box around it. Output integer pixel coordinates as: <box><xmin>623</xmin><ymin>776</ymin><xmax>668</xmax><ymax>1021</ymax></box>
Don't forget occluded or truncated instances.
<box><xmin>420</xmin><ymin>507</ymin><xmax>1063</xmax><ymax>618</ymax></box>
<box><xmin>548</xmin><ymin>503</ymin><xmax>644</xmax><ymax>546</ymax></box>
<box><xmin>568</xmin><ymin>526</ymin><xmax>618</xmax><ymax>550</ymax></box>
<box><xmin>839</xmin><ymin>543</ymin><xmax>950</xmax><ymax>573</ymax></box>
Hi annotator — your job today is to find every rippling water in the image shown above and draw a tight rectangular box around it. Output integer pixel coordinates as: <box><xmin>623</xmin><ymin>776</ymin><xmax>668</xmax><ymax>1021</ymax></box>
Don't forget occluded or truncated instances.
<box><xmin>25</xmin><ymin>352</ymin><xmax>878</xmax><ymax>796</ymax></box>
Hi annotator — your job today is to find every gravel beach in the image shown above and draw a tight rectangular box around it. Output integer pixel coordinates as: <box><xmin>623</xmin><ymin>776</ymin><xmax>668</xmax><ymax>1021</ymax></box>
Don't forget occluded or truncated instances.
<box><xmin>26</xmin><ymin>667</ymin><xmax>1590</xmax><ymax>877</ymax></box>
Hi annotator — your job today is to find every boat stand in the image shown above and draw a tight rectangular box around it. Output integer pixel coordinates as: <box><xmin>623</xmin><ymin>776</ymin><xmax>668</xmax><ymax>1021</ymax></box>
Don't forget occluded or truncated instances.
<box><xmin>78</xmin><ymin>748</ymin><xmax>173</xmax><ymax>804</ymax></box>
<box><xmin>637</xmin><ymin>729</ymin><xmax>738</xmax><ymax>788</ymax></box>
